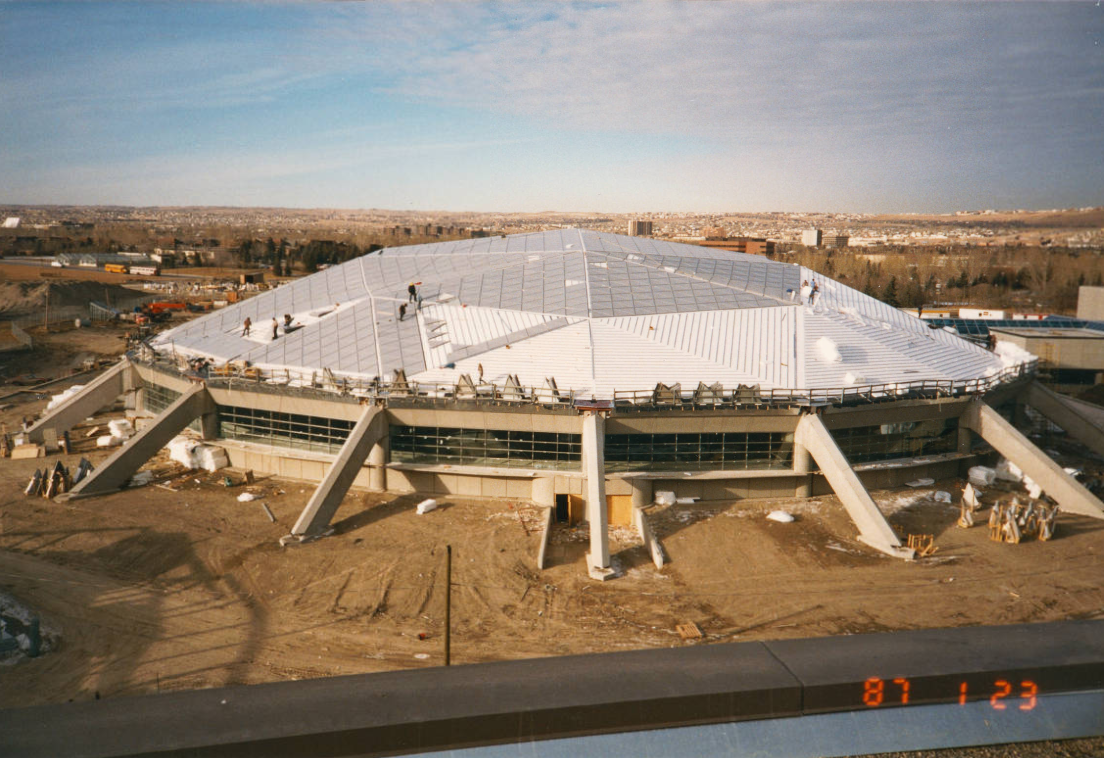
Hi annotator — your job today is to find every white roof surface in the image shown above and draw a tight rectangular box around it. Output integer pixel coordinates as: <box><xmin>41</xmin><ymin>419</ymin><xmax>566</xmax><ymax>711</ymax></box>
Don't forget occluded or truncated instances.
<box><xmin>153</xmin><ymin>228</ymin><xmax>1010</xmax><ymax>397</ymax></box>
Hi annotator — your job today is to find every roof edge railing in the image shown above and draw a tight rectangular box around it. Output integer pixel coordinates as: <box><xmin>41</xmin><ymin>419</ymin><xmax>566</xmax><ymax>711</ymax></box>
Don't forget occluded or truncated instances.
<box><xmin>132</xmin><ymin>349</ymin><xmax>1036</xmax><ymax>413</ymax></box>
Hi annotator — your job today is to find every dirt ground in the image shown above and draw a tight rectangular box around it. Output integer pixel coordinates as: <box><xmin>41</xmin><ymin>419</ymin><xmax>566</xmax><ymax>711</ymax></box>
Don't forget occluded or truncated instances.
<box><xmin>1</xmin><ymin>334</ymin><xmax>1103</xmax><ymax>722</ymax></box>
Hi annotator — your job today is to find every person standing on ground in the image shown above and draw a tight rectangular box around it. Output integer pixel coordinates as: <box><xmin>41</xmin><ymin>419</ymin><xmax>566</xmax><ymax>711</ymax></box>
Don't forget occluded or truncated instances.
<box><xmin>408</xmin><ymin>283</ymin><xmax>417</xmax><ymax>302</ymax></box>
<box><xmin>271</xmin><ymin>317</ymin><xmax>278</xmax><ymax>339</ymax></box>
<box><xmin>399</xmin><ymin>303</ymin><xmax>407</xmax><ymax>321</ymax></box>
<box><xmin>478</xmin><ymin>363</ymin><xmax>484</xmax><ymax>382</ymax></box>
<box><xmin>242</xmin><ymin>316</ymin><xmax>251</xmax><ymax>336</ymax></box>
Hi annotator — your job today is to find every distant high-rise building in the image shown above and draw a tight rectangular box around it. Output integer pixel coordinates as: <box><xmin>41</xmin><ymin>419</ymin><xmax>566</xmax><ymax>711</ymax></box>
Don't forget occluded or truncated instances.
<box><xmin>822</xmin><ymin>234</ymin><xmax>850</xmax><ymax>249</ymax></box>
<box><xmin>801</xmin><ymin>229</ymin><xmax>822</xmax><ymax>247</ymax></box>
<box><xmin>628</xmin><ymin>220</ymin><xmax>653</xmax><ymax>237</ymax></box>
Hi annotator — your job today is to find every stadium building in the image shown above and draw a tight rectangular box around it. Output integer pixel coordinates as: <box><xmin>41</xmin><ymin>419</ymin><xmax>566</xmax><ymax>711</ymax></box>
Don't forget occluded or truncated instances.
<box><xmin>34</xmin><ymin>230</ymin><xmax>1104</xmax><ymax>578</ymax></box>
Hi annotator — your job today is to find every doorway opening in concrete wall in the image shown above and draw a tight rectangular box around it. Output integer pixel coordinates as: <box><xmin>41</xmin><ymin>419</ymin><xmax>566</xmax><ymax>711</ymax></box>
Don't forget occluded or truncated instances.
<box><xmin>555</xmin><ymin>494</ymin><xmax>569</xmax><ymax>523</ymax></box>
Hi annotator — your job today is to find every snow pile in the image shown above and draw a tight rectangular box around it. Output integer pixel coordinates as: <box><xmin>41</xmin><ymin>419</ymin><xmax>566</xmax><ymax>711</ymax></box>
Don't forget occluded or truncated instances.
<box><xmin>1022</xmin><ymin>475</ymin><xmax>1043</xmax><ymax>500</ymax></box>
<box><xmin>165</xmin><ymin>436</ymin><xmax>228</xmax><ymax>472</ymax></box>
<box><xmin>843</xmin><ymin>372</ymin><xmax>867</xmax><ymax>386</ymax></box>
<box><xmin>934</xmin><ymin>491</ymin><xmax>952</xmax><ymax>504</ymax></box>
<box><xmin>993</xmin><ymin>340</ymin><xmax>1036</xmax><ymax>368</ymax></box>
<box><xmin>46</xmin><ymin>385</ymin><xmax>84</xmax><ymax>412</ymax></box>
<box><xmin>654</xmin><ymin>491</ymin><xmax>676</xmax><ymax>507</ymax></box>
<box><xmin>815</xmin><ymin>336</ymin><xmax>842</xmax><ymax>363</ymax></box>
<box><xmin>766</xmin><ymin>510</ymin><xmax>795</xmax><ymax>523</ymax></box>
<box><xmin>237</xmin><ymin>492</ymin><xmax>256</xmax><ymax>502</ymax></box>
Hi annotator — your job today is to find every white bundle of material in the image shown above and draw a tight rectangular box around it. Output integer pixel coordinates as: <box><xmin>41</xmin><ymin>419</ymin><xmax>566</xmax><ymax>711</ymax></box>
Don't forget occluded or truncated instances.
<box><xmin>166</xmin><ymin>436</ymin><xmax>199</xmax><ymax>468</ymax></box>
<box><xmin>415</xmin><ymin>498</ymin><xmax>438</xmax><ymax>515</ymax></box>
<box><xmin>675</xmin><ymin>497</ymin><xmax>698</xmax><ymax>505</ymax></box>
<box><xmin>165</xmin><ymin>436</ymin><xmax>228</xmax><ymax>472</ymax></box>
<box><xmin>968</xmin><ymin>466</ymin><xmax>996</xmax><ymax>487</ymax></box>
<box><xmin>195</xmin><ymin>446</ymin><xmax>229</xmax><ymax>473</ymax></box>
<box><xmin>905</xmin><ymin>477</ymin><xmax>935</xmax><ymax>488</ymax></box>
<box><xmin>995</xmin><ymin>459</ymin><xmax>1023</xmax><ymax>482</ymax></box>
<box><xmin>654</xmin><ymin>491</ymin><xmax>677</xmax><ymax>507</ymax></box>
<box><xmin>107</xmin><ymin>419</ymin><xmax>134</xmax><ymax>439</ymax></box>
<box><xmin>96</xmin><ymin>435</ymin><xmax>123</xmax><ymax>448</ymax></box>
<box><xmin>767</xmin><ymin>511</ymin><xmax>795</xmax><ymax>523</ymax></box>
<box><xmin>934</xmin><ymin>491</ymin><xmax>952</xmax><ymax>504</ymax></box>
<box><xmin>46</xmin><ymin>386</ymin><xmax>85</xmax><ymax>412</ymax></box>
<box><xmin>237</xmin><ymin>492</ymin><xmax>256</xmax><ymax>503</ymax></box>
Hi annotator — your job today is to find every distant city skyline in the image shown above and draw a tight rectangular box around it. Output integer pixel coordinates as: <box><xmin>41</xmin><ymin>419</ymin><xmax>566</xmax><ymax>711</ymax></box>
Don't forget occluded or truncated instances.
<box><xmin>2</xmin><ymin>2</ymin><xmax>1102</xmax><ymax>214</ymax></box>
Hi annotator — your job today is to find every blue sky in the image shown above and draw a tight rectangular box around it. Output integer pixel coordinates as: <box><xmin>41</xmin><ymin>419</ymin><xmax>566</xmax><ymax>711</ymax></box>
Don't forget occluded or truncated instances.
<box><xmin>2</xmin><ymin>2</ymin><xmax>1102</xmax><ymax>213</ymax></box>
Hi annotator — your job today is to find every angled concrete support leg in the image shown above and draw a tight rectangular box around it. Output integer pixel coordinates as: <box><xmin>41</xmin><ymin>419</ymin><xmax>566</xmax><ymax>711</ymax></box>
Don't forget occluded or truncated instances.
<box><xmin>27</xmin><ymin>359</ymin><xmax>134</xmax><ymax>444</ymax></box>
<box><xmin>632</xmin><ymin>505</ymin><xmax>666</xmax><ymax>569</ymax></box>
<box><xmin>1025</xmin><ymin>382</ymin><xmax>1104</xmax><ymax>458</ymax></box>
<box><xmin>68</xmin><ymin>381</ymin><xmax>215</xmax><ymax>499</ymax></box>
<box><xmin>535</xmin><ymin>506</ymin><xmax>555</xmax><ymax>570</ymax></box>
<box><xmin>961</xmin><ymin>398</ymin><xmax>1104</xmax><ymax>519</ymax></box>
<box><xmin>795</xmin><ymin>412</ymin><xmax>913</xmax><ymax>560</ymax></box>
<box><xmin>582</xmin><ymin>411</ymin><xmax>614</xmax><ymax>580</ymax></box>
<box><xmin>288</xmin><ymin>404</ymin><xmax>386</xmax><ymax>540</ymax></box>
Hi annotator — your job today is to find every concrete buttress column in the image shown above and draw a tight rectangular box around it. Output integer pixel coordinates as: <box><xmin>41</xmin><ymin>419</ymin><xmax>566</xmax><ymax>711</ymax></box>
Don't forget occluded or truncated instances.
<box><xmin>794</xmin><ymin>412</ymin><xmax>913</xmax><ymax>560</ymax></box>
<box><xmin>27</xmin><ymin>359</ymin><xmax>133</xmax><ymax>444</ymax></box>
<box><xmin>1025</xmin><ymin>382</ymin><xmax>1104</xmax><ymax>458</ymax></box>
<box><xmin>367</xmin><ymin>432</ymin><xmax>389</xmax><ymax>492</ymax></box>
<box><xmin>582</xmin><ymin>411</ymin><xmax>614</xmax><ymax>580</ymax></box>
<box><xmin>793</xmin><ymin>437</ymin><xmax>814</xmax><ymax>498</ymax></box>
<box><xmin>629</xmin><ymin>478</ymin><xmax>652</xmax><ymax>510</ymax></box>
<box><xmin>289</xmin><ymin>404</ymin><xmax>386</xmax><ymax>540</ymax></box>
<box><xmin>68</xmin><ymin>382</ymin><xmax>215</xmax><ymax>499</ymax></box>
<box><xmin>960</xmin><ymin>398</ymin><xmax>1104</xmax><ymax>519</ymax></box>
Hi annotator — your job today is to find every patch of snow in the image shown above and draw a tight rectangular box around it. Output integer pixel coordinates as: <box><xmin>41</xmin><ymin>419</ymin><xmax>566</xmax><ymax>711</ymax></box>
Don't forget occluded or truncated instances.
<box><xmin>815</xmin><ymin>336</ymin><xmax>842</xmax><ymax>363</ymax></box>
<box><xmin>766</xmin><ymin>511</ymin><xmax>795</xmax><ymax>523</ymax></box>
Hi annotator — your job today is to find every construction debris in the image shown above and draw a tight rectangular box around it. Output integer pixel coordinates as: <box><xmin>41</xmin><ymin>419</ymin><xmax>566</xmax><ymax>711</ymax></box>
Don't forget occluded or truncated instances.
<box><xmin>988</xmin><ymin>498</ymin><xmax>1059</xmax><ymax>544</ymax></box>
<box><xmin>260</xmin><ymin>502</ymin><xmax>277</xmax><ymax>523</ymax></box>
<box><xmin>416</xmin><ymin>498</ymin><xmax>438</xmax><ymax>515</ymax></box>
<box><xmin>676</xmin><ymin>621</ymin><xmax>703</xmax><ymax>640</ymax></box>
<box><xmin>11</xmin><ymin>444</ymin><xmax>44</xmax><ymax>459</ymax></box>
<box><xmin>767</xmin><ymin>510</ymin><xmax>795</xmax><ymax>523</ymax></box>
<box><xmin>958</xmin><ymin>483</ymin><xmax>982</xmax><ymax>528</ymax></box>
<box><xmin>907</xmin><ymin>534</ymin><xmax>938</xmax><ymax>557</ymax></box>
<box><xmin>905</xmin><ymin>477</ymin><xmax>935</xmax><ymax>488</ymax></box>
<box><xmin>72</xmin><ymin>458</ymin><xmax>93</xmax><ymax>485</ymax></box>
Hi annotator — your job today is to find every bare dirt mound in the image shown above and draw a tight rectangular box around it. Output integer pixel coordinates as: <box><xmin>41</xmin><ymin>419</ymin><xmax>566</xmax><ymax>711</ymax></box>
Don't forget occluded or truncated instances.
<box><xmin>0</xmin><ymin>281</ymin><xmax>146</xmax><ymax>319</ymax></box>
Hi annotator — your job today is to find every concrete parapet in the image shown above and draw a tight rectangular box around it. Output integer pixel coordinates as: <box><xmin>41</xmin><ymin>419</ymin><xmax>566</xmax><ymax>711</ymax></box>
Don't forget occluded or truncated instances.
<box><xmin>1025</xmin><ymin>382</ymin><xmax>1104</xmax><ymax>458</ymax></box>
<box><xmin>291</xmin><ymin>404</ymin><xmax>386</xmax><ymax>538</ymax></box>
<box><xmin>69</xmin><ymin>382</ymin><xmax>215</xmax><ymax>498</ymax></box>
<box><xmin>960</xmin><ymin>398</ymin><xmax>1104</xmax><ymax>520</ymax></box>
<box><xmin>795</xmin><ymin>412</ymin><xmax>913</xmax><ymax>560</ymax></box>
<box><xmin>27</xmin><ymin>359</ymin><xmax>134</xmax><ymax>444</ymax></box>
